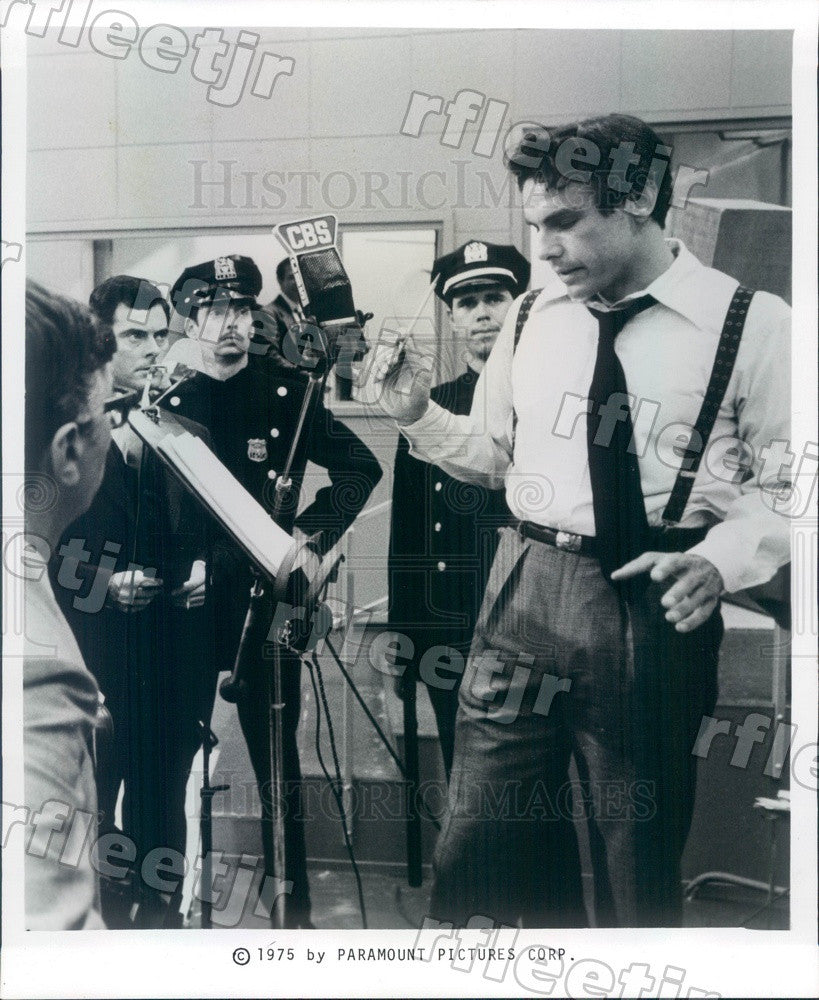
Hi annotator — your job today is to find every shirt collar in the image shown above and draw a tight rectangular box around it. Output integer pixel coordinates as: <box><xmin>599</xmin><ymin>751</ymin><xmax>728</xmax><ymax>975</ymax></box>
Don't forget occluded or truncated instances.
<box><xmin>587</xmin><ymin>240</ymin><xmax>726</xmax><ymax>335</ymax></box>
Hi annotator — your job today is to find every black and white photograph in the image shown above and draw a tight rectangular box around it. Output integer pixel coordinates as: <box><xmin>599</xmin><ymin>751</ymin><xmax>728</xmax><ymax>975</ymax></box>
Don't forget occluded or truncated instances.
<box><xmin>1</xmin><ymin>1</ymin><xmax>816</xmax><ymax>997</ymax></box>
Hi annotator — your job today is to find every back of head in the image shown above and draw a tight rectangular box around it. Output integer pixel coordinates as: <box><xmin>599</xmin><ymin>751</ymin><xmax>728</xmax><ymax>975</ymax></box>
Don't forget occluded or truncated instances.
<box><xmin>25</xmin><ymin>280</ymin><xmax>116</xmax><ymax>473</ymax></box>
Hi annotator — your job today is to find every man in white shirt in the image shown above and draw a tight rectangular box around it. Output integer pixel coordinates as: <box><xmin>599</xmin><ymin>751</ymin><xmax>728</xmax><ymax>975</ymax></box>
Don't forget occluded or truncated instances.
<box><xmin>23</xmin><ymin>280</ymin><xmax>117</xmax><ymax>929</ymax></box>
<box><xmin>372</xmin><ymin>114</ymin><xmax>791</xmax><ymax>926</ymax></box>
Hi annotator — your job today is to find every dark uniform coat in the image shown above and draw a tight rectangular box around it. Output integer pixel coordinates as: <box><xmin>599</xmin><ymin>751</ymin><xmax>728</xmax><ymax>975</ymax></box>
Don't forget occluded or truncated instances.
<box><xmin>388</xmin><ymin>367</ymin><xmax>509</xmax><ymax>773</ymax></box>
<box><xmin>163</xmin><ymin>350</ymin><xmax>382</xmax><ymax>925</ymax></box>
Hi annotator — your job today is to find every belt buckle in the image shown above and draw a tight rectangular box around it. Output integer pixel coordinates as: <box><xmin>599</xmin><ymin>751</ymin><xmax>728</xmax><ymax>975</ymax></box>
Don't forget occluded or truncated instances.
<box><xmin>555</xmin><ymin>530</ymin><xmax>582</xmax><ymax>553</ymax></box>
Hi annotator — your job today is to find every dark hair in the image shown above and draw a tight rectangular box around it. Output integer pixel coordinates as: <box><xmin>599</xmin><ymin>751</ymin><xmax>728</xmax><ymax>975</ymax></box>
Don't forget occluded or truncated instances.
<box><xmin>506</xmin><ymin>114</ymin><xmax>674</xmax><ymax>227</ymax></box>
<box><xmin>275</xmin><ymin>257</ymin><xmax>292</xmax><ymax>283</ymax></box>
<box><xmin>89</xmin><ymin>274</ymin><xmax>170</xmax><ymax>326</ymax></box>
<box><xmin>25</xmin><ymin>280</ymin><xmax>116</xmax><ymax>471</ymax></box>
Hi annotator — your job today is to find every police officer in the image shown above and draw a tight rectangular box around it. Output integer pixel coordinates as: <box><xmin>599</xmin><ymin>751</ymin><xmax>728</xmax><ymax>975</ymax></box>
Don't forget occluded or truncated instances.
<box><xmin>388</xmin><ymin>242</ymin><xmax>529</xmax><ymax>776</ymax></box>
<box><xmin>165</xmin><ymin>255</ymin><xmax>382</xmax><ymax>928</ymax></box>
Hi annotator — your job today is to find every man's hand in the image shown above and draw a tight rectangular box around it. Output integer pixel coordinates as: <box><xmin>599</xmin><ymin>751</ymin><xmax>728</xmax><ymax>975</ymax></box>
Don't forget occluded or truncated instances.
<box><xmin>611</xmin><ymin>551</ymin><xmax>723</xmax><ymax>633</ymax></box>
<box><xmin>171</xmin><ymin>559</ymin><xmax>206</xmax><ymax>609</ymax></box>
<box><xmin>107</xmin><ymin>569</ymin><xmax>163</xmax><ymax>613</ymax></box>
<box><xmin>361</xmin><ymin>336</ymin><xmax>434</xmax><ymax>424</ymax></box>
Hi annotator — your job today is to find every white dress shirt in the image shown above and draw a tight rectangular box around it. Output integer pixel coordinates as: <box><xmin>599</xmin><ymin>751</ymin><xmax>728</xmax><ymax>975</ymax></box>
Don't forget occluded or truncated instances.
<box><xmin>402</xmin><ymin>241</ymin><xmax>791</xmax><ymax>594</ymax></box>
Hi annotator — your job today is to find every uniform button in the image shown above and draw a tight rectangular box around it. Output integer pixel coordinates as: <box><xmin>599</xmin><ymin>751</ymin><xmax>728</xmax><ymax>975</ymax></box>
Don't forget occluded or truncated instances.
<box><xmin>434</xmin><ymin>481</ymin><xmax>442</xmax><ymax>492</ymax></box>
<box><xmin>170</xmin><ymin>396</ymin><xmax>180</xmax><ymax>407</ymax></box>
<box><xmin>270</xmin><ymin>428</ymin><xmax>280</xmax><ymax>437</ymax></box>
<box><xmin>267</xmin><ymin>469</ymin><xmax>277</xmax><ymax>480</ymax></box>
<box><xmin>437</xmin><ymin>561</ymin><xmax>446</xmax><ymax>572</ymax></box>
<box><xmin>434</xmin><ymin>522</ymin><xmax>442</xmax><ymax>532</ymax></box>
<box><xmin>277</xmin><ymin>386</ymin><xmax>288</xmax><ymax>397</ymax></box>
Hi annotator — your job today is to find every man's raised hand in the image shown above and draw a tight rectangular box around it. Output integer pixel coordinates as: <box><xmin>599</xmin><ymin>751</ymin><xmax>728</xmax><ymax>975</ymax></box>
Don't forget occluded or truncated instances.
<box><xmin>359</xmin><ymin>334</ymin><xmax>434</xmax><ymax>425</ymax></box>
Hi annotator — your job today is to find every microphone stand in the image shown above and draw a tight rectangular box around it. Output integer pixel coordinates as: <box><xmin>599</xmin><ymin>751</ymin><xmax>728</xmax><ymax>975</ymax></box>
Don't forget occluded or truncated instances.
<box><xmin>129</xmin><ymin>374</ymin><xmax>333</xmax><ymax>931</ymax></box>
<box><xmin>217</xmin><ymin>362</ymin><xmax>331</xmax><ymax>930</ymax></box>
<box><xmin>198</xmin><ymin>722</ymin><xmax>228</xmax><ymax>929</ymax></box>
<box><xmin>264</xmin><ymin>368</ymin><xmax>328</xmax><ymax>929</ymax></box>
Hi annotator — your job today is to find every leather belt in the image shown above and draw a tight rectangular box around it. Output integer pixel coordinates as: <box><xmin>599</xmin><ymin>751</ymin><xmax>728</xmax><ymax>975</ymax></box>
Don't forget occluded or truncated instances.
<box><xmin>513</xmin><ymin>520</ymin><xmax>598</xmax><ymax>556</ymax></box>
<box><xmin>513</xmin><ymin>520</ymin><xmax>710</xmax><ymax>558</ymax></box>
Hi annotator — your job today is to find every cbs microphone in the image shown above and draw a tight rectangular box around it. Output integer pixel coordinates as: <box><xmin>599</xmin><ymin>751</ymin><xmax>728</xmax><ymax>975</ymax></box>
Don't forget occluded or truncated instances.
<box><xmin>274</xmin><ymin>215</ymin><xmax>370</xmax><ymax>376</ymax></box>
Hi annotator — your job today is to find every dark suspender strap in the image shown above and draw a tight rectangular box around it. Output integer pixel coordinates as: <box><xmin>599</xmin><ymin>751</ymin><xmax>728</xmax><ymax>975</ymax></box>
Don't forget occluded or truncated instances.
<box><xmin>661</xmin><ymin>284</ymin><xmax>755</xmax><ymax>526</ymax></box>
<box><xmin>514</xmin><ymin>288</ymin><xmax>541</xmax><ymax>351</ymax></box>
<box><xmin>511</xmin><ymin>289</ymin><xmax>541</xmax><ymax>443</ymax></box>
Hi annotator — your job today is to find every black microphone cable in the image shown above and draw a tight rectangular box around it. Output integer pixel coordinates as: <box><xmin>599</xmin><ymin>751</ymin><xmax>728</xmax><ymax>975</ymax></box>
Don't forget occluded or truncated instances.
<box><xmin>323</xmin><ymin>635</ymin><xmax>441</xmax><ymax>833</ymax></box>
<box><xmin>305</xmin><ymin>650</ymin><xmax>368</xmax><ymax>928</ymax></box>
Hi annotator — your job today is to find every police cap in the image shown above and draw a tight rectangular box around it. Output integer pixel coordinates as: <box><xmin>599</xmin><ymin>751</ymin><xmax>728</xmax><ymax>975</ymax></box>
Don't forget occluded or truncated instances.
<box><xmin>432</xmin><ymin>242</ymin><xmax>530</xmax><ymax>305</ymax></box>
<box><xmin>171</xmin><ymin>254</ymin><xmax>263</xmax><ymax>313</ymax></box>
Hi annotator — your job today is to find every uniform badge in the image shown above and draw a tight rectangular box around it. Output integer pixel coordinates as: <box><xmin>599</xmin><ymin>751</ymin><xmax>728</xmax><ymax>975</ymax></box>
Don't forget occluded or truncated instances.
<box><xmin>247</xmin><ymin>438</ymin><xmax>268</xmax><ymax>462</ymax></box>
<box><xmin>463</xmin><ymin>241</ymin><xmax>488</xmax><ymax>263</ymax></box>
<box><xmin>214</xmin><ymin>256</ymin><xmax>238</xmax><ymax>281</ymax></box>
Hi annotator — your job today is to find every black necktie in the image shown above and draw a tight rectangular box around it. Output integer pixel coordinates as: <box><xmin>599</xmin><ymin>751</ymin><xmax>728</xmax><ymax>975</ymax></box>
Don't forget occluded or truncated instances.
<box><xmin>586</xmin><ymin>295</ymin><xmax>656</xmax><ymax>581</ymax></box>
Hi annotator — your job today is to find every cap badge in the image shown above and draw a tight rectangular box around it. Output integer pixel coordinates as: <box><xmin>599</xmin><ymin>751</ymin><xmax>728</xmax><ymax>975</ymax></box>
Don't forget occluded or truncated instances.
<box><xmin>463</xmin><ymin>241</ymin><xmax>488</xmax><ymax>264</ymax></box>
<box><xmin>247</xmin><ymin>438</ymin><xmax>268</xmax><ymax>462</ymax></box>
<box><xmin>214</xmin><ymin>256</ymin><xmax>238</xmax><ymax>281</ymax></box>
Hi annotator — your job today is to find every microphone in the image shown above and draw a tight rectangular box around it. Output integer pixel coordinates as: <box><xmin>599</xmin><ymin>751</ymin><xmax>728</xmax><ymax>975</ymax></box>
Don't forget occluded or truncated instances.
<box><xmin>274</xmin><ymin>215</ymin><xmax>370</xmax><ymax>374</ymax></box>
<box><xmin>275</xmin><ymin>214</ymin><xmax>356</xmax><ymax>328</ymax></box>
<box><xmin>140</xmin><ymin>365</ymin><xmax>168</xmax><ymax>409</ymax></box>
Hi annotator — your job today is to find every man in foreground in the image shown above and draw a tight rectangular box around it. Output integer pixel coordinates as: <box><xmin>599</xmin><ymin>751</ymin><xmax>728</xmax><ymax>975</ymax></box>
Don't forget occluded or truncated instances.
<box><xmin>23</xmin><ymin>280</ymin><xmax>116</xmax><ymax>929</ymax></box>
<box><xmin>388</xmin><ymin>242</ymin><xmax>527</xmax><ymax>777</ymax></box>
<box><xmin>372</xmin><ymin>114</ymin><xmax>791</xmax><ymax>926</ymax></box>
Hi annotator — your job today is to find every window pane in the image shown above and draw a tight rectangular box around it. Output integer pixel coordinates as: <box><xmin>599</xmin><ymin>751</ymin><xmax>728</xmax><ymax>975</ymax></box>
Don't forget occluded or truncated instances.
<box><xmin>340</xmin><ymin>227</ymin><xmax>439</xmax><ymax>399</ymax></box>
